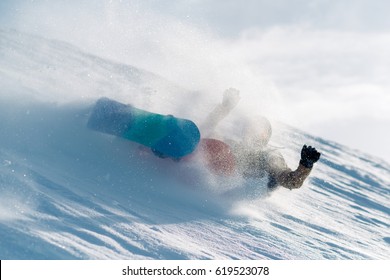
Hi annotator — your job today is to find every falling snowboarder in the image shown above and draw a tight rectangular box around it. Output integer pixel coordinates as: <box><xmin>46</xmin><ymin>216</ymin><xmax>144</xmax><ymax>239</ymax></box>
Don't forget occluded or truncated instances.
<box><xmin>88</xmin><ymin>89</ymin><xmax>320</xmax><ymax>191</ymax></box>
<box><xmin>201</xmin><ymin>88</ymin><xmax>321</xmax><ymax>190</ymax></box>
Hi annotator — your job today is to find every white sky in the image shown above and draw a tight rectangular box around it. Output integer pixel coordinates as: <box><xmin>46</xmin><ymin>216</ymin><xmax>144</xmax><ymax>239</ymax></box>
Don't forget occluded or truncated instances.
<box><xmin>1</xmin><ymin>0</ymin><xmax>389</xmax><ymax>163</ymax></box>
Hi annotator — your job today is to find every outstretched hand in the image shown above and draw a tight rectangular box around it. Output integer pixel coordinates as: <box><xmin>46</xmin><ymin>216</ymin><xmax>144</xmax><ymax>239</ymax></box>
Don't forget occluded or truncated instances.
<box><xmin>222</xmin><ymin>88</ymin><xmax>240</xmax><ymax>110</ymax></box>
<box><xmin>300</xmin><ymin>145</ymin><xmax>321</xmax><ymax>168</ymax></box>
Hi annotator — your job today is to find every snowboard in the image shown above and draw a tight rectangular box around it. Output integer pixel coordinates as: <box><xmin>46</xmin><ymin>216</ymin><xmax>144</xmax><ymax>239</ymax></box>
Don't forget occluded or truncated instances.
<box><xmin>87</xmin><ymin>97</ymin><xmax>201</xmax><ymax>159</ymax></box>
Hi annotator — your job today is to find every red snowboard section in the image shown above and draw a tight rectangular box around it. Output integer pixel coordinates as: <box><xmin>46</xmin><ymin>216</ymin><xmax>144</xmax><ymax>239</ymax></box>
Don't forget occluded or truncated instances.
<box><xmin>198</xmin><ymin>138</ymin><xmax>236</xmax><ymax>176</ymax></box>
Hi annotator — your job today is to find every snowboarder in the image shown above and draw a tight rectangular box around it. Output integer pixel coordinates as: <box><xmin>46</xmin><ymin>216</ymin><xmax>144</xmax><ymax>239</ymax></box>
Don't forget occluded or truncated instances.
<box><xmin>202</xmin><ymin>88</ymin><xmax>321</xmax><ymax>190</ymax></box>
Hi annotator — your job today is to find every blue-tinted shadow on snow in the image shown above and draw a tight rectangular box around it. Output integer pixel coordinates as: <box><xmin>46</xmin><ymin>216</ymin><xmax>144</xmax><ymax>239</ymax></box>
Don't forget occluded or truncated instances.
<box><xmin>0</xmin><ymin>223</ymin><xmax>77</xmax><ymax>260</ymax></box>
<box><xmin>26</xmin><ymin>170</ymin><xmax>200</xmax><ymax>259</ymax></box>
<box><xmin>311</xmin><ymin>177</ymin><xmax>390</xmax><ymax>216</ymax></box>
<box><xmin>321</xmin><ymin>158</ymin><xmax>384</xmax><ymax>190</ymax></box>
<box><xmin>281</xmin><ymin>214</ymin><xmax>339</xmax><ymax>237</ymax></box>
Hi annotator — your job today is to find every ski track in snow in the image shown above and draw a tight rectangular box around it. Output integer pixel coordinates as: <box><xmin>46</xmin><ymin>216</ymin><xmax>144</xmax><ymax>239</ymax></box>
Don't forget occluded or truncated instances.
<box><xmin>0</xmin><ymin>30</ymin><xmax>389</xmax><ymax>259</ymax></box>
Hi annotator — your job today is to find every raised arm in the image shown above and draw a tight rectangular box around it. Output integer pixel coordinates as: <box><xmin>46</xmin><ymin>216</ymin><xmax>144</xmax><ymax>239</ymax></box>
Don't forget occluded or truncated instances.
<box><xmin>268</xmin><ymin>145</ymin><xmax>321</xmax><ymax>190</ymax></box>
<box><xmin>201</xmin><ymin>88</ymin><xmax>240</xmax><ymax>136</ymax></box>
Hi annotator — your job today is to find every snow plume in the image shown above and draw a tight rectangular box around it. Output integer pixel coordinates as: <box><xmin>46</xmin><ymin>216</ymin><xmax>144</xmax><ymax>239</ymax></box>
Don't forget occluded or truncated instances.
<box><xmin>1</xmin><ymin>0</ymin><xmax>288</xmax><ymax>194</ymax></box>
<box><xmin>0</xmin><ymin>87</ymin><xmax>267</xmax><ymax>203</ymax></box>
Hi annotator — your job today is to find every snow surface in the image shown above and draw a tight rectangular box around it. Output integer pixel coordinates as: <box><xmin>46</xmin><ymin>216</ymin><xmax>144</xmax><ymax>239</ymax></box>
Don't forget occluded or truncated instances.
<box><xmin>0</xmin><ymin>30</ymin><xmax>389</xmax><ymax>259</ymax></box>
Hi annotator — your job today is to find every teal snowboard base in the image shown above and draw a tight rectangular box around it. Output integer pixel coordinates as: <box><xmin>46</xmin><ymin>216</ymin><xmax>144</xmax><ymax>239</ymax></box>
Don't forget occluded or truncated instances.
<box><xmin>87</xmin><ymin>98</ymin><xmax>200</xmax><ymax>159</ymax></box>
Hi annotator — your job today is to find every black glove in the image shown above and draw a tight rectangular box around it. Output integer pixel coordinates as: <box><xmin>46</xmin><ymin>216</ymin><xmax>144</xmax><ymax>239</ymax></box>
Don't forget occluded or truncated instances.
<box><xmin>300</xmin><ymin>145</ymin><xmax>321</xmax><ymax>168</ymax></box>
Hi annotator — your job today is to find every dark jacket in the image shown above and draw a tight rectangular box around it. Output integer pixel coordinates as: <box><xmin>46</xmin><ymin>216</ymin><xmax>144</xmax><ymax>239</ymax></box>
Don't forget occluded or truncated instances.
<box><xmin>230</xmin><ymin>142</ymin><xmax>312</xmax><ymax>190</ymax></box>
<box><xmin>202</xmin><ymin>97</ymin><xmax>312</xmax><ymax>190</ymax></box>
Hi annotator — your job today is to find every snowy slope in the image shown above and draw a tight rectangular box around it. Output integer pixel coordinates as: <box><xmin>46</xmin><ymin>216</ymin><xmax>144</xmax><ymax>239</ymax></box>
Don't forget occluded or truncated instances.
<box><xmin>0</xmin><ymin>30</ymin><xmax>389</xmax><ymax>259</ymax></box>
